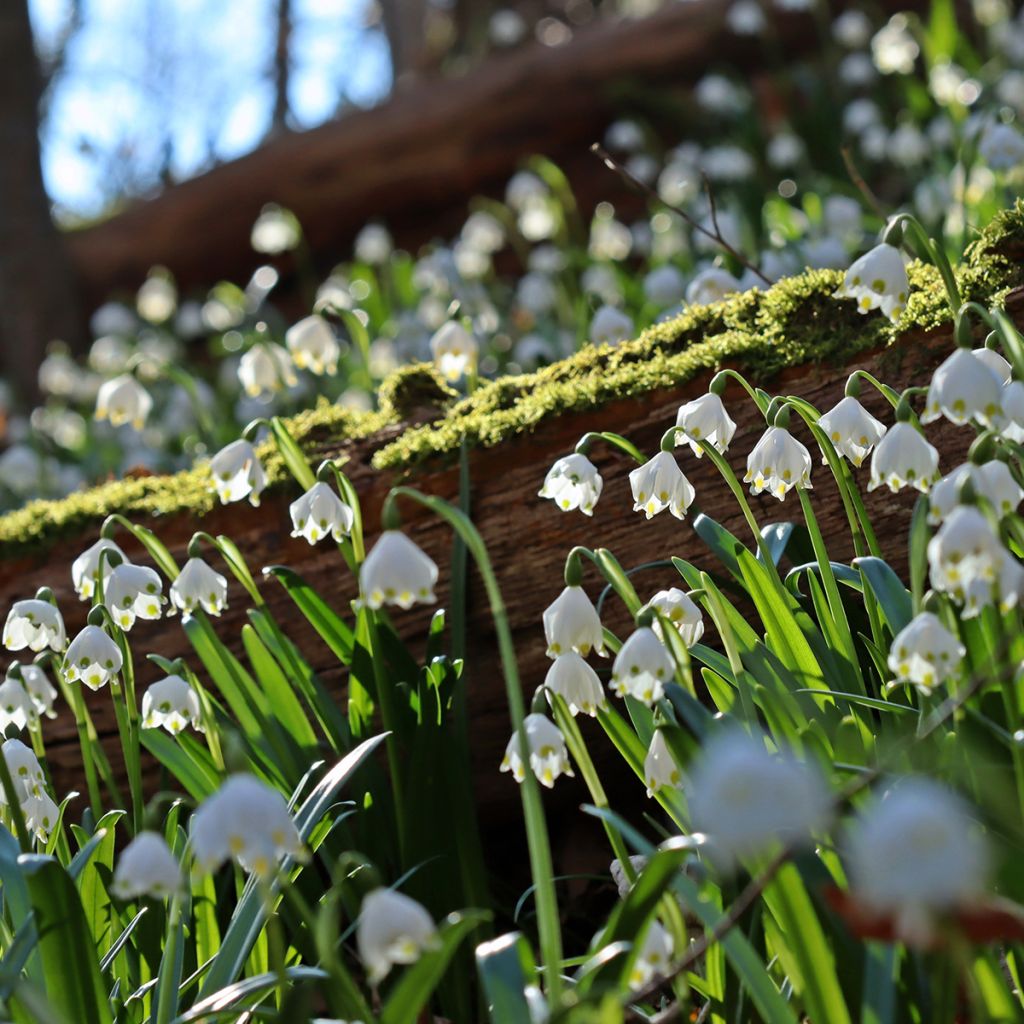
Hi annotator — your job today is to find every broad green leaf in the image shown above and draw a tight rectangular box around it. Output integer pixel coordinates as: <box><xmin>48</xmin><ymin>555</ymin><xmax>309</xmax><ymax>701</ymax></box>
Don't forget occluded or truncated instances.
<box><xmin>475</xmin><ymin>932</ymin><xmax>536</xmax><ymax>1024</ymax></box>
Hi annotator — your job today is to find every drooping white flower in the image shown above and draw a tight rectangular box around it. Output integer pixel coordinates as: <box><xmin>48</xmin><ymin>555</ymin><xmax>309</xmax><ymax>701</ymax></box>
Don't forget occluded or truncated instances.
<box><xmin>817</xmin><ymin>396</ymin><xmax>887</xmax><ymax>466</ymax></box>
<box><xmin>928</xmin><ymin>461</ymin><xmax>1024</xmax><ymax>523</ymax></box>
<box><xmin>354</xmin><ymin>223</ymin><xmax>393</xmax><ymax>264</ymax></box>
<box><xmin>744</xmin><ymin>426</ymin><xmax>813</xmax><ymax>500</ymax></box>
<box><xmin>543</xmin><ymin>653</ymin><xmax>605</xmax><ymax>717</ymax></box>
<box><xmin>610</xmin><ymin>627</ymin><xmax>674</xmax><ymax>705</ymax></box>
<box><xmin>191</xmin><ymin>773</ymin><xmax>303</xmax><ymax>876</ymax></box>
<box><xmin>250</xmin><ymin>204</ymin><xmax>300</xmax><ymax>254</ymax></box>
<box><xmin>22</xmin><ymin>790</ymin><xmax>59</xmax><ymax>840</ymax></box>
<box><xmin>687</xmin><ymin>730</ymin><xmax>830</xmax><ymax>869</ymax></box>
<box><xmin>3</xmin><ymin>600</ymin><xmax>66</xmax><ymax>653</ymax></box>
<box><xmin>112</xmin><ymin>832</ymin><xmax>184</xmax><ymax>900</ymax></box>
<box><xmin>429</xmin><ymin>322</ymin><xmax>478</xmax><ymax>382</ymax></box>
<box><xmin>170</xmin><ymin>558</ymin><xmax>229</xmax><ymax>617</ymax></box>
<box><xmin>628</xmin><ymin>452</ymin><xmax>695</xmax><ymax>520</ymax></box>
<box><xmin>209</xmin><ymin>439</ymin><xmax>266</xmax><ymax>507</ymax></box>
<box><xmin>62</xmin><ymin>625</ymin><xmax>122</xmax><ymax>690</ymax></box>
<box><xmin>359</xmin><ymin>531</ymin><xmax>438</xmax><ymax>610</ymax></box>
<box><xmin>72</xmin><ymin>538</ymin><xmax>127</xmax><ymax>601</ymax></box>
<box><xmin>644</xmin><ymin>730</ymin><xmax>681</xmax><ymax>798</ymax></box>
<box><xmin>675</xmin><ymin>393</ymin><xmax>736</xmax><ymax>458</ymax></box>
<box><xmin>356</xmin><ymin>887</ymin><xmax>439</xmax><ymax>984</ymax></box>
<box><xmin>104</xmin><ymin>563</ymin><xmax>164</xmax><ymax>631</ymax></box>
<box><xmin>95</xmin><ymin>375</ymin><xmax>153</xmax><ymax>430</ymax></box>
<box><xmin>543</xmin><ymin>586</ymin><xmax>605</xmax><ymax>658</ymax></box>
<box><xmin>868</xmin><ymin>422</ymin><xmax>939</xmax><ymax>493</ymax></box>
<box><xmin>886</xmin><ymin>612</ymin><xmax>964</xmax><ymax>694</ymax></box>
<box><xmin>285</xmin><ymin>315</ymin><xmax>340</xmax><ymax>375</ymax></box>
<box><xmin>979</xmin><ymin>123</ymin><xmax>1024</xmax><ymax>171</ymax></box>
<box><xmin>871</xmin><ymin>15</ymin><xmax>919</xmax><ymax>75</ymax></box>
<box><xmin>238</xmin><ymin>343</ymin><xmax>298</xmax><ymax>397</ymax></box>
<box><xmin>847</xmin><ymin>778</ymin><xmax>988</xmax><ymax>945</ymax></box>
<box><xmin>289</xmin><ymin>482</ymin><xmax>354</xmax><ymax>545</ymax></box>
<box><xmin>0</xmin><ymin>738</ymin><xmax>45</xmax><ymax>802</ymax></box>
<box><xmin>500</xmin><ymin>713</ymin><xmax>573</xmax><ymax>788</ymax></box>
<box><xmin>136</xmin><ymin>272</ymin><xmax>177</xmax><ymax>323</ymax></box>
<box><xmin>643</xmin><ymin>265</ymin><xmax>686</xmax><ymax>308</ymax></box>
<box><xmin>962</xmin><ymin>549</ymin><xmax>1024</xmax><ymax>618</ymax></box>
<box><xmin>641</xmin><ymin>589</ymin><xmax>704</xmax><ymax>647</ymax></box>
<box><xmin>19</xmin><ymin>665</ymin><xmax>57</xmax><ymax>719</ymax></box>
<box><xmin>538</xmin><ymin>453</ymin><xmax>603</xmax><ymax>516</ymax></box>
<box><xmin>727</xmin><ymin>0</ymin><xmax>766</xmax><ymax>33</ymax></box>
<box><xmin>927</xmin><ymin>505</ymin><xmax>1008</xmax><ymax>605</ymax></box>
<box><xmin>589</xmin><ymin>305</ymin><xmax>634</xmax><ymax>346</ymax></box>
<box><xmin>0</xmin><ymin>678</ymin><xmax>35</xmax><ymax>732</ymax></box>
<box><xmin>686</xmin><ymin>267</ymin><xmax>740</xmax><ymax>306</ymax></box>
<box><xmin>834</xmin><ymin>242</ymin><xmax>909</xmax><ymax>321</ymax></box>
<box><xmin>833</xmin><ymin>8</ymin><xmax>872</xmax><ymax>47</ymax></box>
<box><xmin>142</xmin><ymin>675</ymin><xmax>203</xmax><ymax>735</ymax></box>
<box><xmin>922</xmin><ymin>348</ymin><xmax>1005</xmax><ymax>428</ymax></box>
<box><xmin>973</xmin><ymin>346</ymin><xmax>1012</xmax><ymax>385</ymax></box>
<box><xmin>627</xmin><ymin>920</ymin><xmax>675</xmax><ymax>990</ymax></box>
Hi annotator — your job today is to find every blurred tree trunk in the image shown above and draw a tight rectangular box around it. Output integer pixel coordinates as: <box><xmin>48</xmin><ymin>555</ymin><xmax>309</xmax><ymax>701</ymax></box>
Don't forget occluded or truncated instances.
<box><xmin>379</xmin><ymin>0</ymin><xmax>432</xmax><ymax>80</ymax></box>
<box><xmin>272</xmin><ymin>0</ymin><xmax>292</xmax><ymax>132</ymax></box>
<box><xmin>0</xmin><ymin>0</ymin><xmax>82</xmax><ymax>404</ymax></box>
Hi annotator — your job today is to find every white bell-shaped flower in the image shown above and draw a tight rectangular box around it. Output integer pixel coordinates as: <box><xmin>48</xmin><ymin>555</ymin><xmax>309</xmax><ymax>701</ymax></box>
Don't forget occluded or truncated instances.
<box><xmin>142</xmin><ymin>675</ymin><xmax>203</xmax><ymax>735</ymax></box>
<box><xmin>429</xmin><ymin>322</ymin><xmax>478</xmax><ymax>381</ymax></box>
<box><xmin>72</xmin><ymin>538</ymin><xmax>127</xmax><ymax>600</ymax></box>
<box><xmin>3</xmin><ymin>600</ymin><xmax>66</xmax><ymax>653</ymax></box>
<box><xmin>744</xmin><ymin>426</ymin><xmax>813</xmax><ymax>500</ymax></box>
<box><xmin>170</xmin><ymin>558</ymin><xmax>229</xmax><ymax>617</ymax></box>
<box><xmin>238</xmin><ymin>343</ymin><xmax>298</xmax><ymax>397</ymax></box>
<box><xmin>687</xmin><ymin>730</ymin><xmax>831</xmax><ymax>870</ymax></box>
<box><xmin>0</xmin><ymin>738</ymin><xmax>45</xmax><ymax>802</ymax></box>
<box><xmin>847</xmin><ymin>778</ymin><xmax>989</xmax><ymax>945</ymax></box>
<box><xmin>868</xmin><ymin>421</ymin><xmax>939</xmax><ymax>493</ymax></box>
<box><xmin>922</xmin><ymin>347</ymin><xmax>1005</xmax><ymax>428</ymax></box>
<box><xmin>628</xmin><ymin>921</ymin><xmax>675</xmax><ymax>991</ymax></box>
<box><xmin>641</xmin><ymin>588</ymin><xmax>704</xmax><ymax>647</ymax></box>
<box><xmin>674</xmin><ymin>393</ymin><xmax>736</xmax><ymax>458</ymax></box>
<box><xmin>359</xmin><ymin>531</ymin><xmax>438</xmax><ymax>610</ymax></box>
<box><xmin>538</xmin><ymin>453</ymin><xmax>603</xmax><ymax>516</ymax></box>
<box><xmin>356</xmin><ymin>887</ymin><xmax>440</xmax><ymax>984</ymax></box>
<box><xmin>289</xmin><ymin>482</ymin><xmax>354</xmax><ymax>545</ymax></box>
<box><xmin>354</xmin><ymin>222</ymin><xmax>393</xmax><ymax>264</ymax></box>
<box><xmin>972</xmin><ymin>346</ymin><xmax>1011</xmax><ymax>385</ymax></box>
<box><xmin>22</xmin><ymin>790</ymin><xmax>59</xmax><ymax>840</ymax></box>
<box><xmin>834</xmin><ymin>242</ymin><xmax>909</xmax><ymax>321</ymax></box>
<box><xmin>643</xmin><ymin>265</ymin><xmax>686</xmax><ymax>308</ymax></box>
<box><xmin>191</xmin><ymin>773</ymin><xmax>304</xmax><ymax>876</ymax></box>
<box><xmin>209</xmin><ymin>439</ymin><xmax>266</xmax><ymax>507</ymax></box>
<box><xmin>962</xmin><ymin>548</ymin><xmax>1024</xmax><ymax>619</ymax></box>
<box><xmin>686</xmin><ymin>267</ymin><xmax>740</xmax><ymax>306</ymax></box>
<box><xmin>543</xmin><ymin>586</ymin><xmax>605</xmax><ymax>658</ymax></box>
<box><xmin>543</xmin><ymin>653</ymin><xmax>605</xmax><ymax>717</ymax></box>
<box><xmin>610</xmin><ymin>627</ymin><xmax>674</xmax><ymax>705</ymax></box>
<box><xmin>927</xmin><ymin>505</ymin><xmax>1006</xmax><ymax>604</ymax></box>
<box><xmin>95</xmin><ymin>374</ymin><xmax>153</xmax><ymax>429</ymax></box>
<box><xmin>817</xmin><ymin>396</ymin><xmax>887</xmax><ymax>467</ymax></box>
<box><xmin>887</xmin><ymin>612</ymin><xmax>964</xmax><ymax>694</ymax></box>
<box><xmin>63</xmin><ymin>625</ymin><xmax>122</xmax><ymax>690</ymax></box>
<box><xmin>644</xmin><ymin>730</ymin><xmax>681</xmax><ymax>798</ymax></box>
<box><xmin>104</xmin><ymin>563</ymin><xmax>165</xmax><ymax>631</ymax></box>
<box><xmin>19</xmin><ymin>665</ymin><xmax>57</xmax><ymax>719</ymax></box>
<box><xmin>928</xmin><ymin>461</ymin><xmax>1024</xmax><ymax>523</ymax></box>
<box><xmin>0</xmin><ymin>678</ymin><xmax>36</xmax><ymax>732</ymax></box>
<box><xmin>500</xmin><ymin>713</ymin><xmax>573</xmax><ymax>788</ymax></box>
<box><xmin>589</xmin><ymin>305</ymin><xmax>634</xmax><ymax>346</ymax></box>
<box><xmin>112</xmin><ymin>832</ymin><xmax>184</xmax><ymax>900</ymax></box>
<box><xmin>628</xmin><ymin>452</ymin><xmax>695</xmax><ymax>520</ymax></box>
<box><xmin>285</xmin><ymin>315</ymin><xmax>340</xmax><ymax>375</ymax></box>
<box><xmin>250</xmin><ymin>204</ymin><xmax>300</xmax><ymax>253</ymax></box>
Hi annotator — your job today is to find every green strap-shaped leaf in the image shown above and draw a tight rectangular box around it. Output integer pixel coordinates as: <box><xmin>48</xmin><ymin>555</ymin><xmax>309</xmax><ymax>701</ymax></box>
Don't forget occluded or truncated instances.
<box><xmin>475</xmin><ymin>932</ymin><xmax>536</xmax><ymax>1024</ymax></box>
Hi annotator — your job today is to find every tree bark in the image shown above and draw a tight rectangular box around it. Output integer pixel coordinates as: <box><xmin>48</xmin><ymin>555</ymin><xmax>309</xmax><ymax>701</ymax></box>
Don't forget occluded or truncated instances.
<box><xmin>271</xmin><ymin>0</ymin><xmax>292</xmax><ymax>134</ymax></box>
<box><xmin>0</xmin><ymin>0</ymin><xmax>82</xmax><ymax>403</ymax></box>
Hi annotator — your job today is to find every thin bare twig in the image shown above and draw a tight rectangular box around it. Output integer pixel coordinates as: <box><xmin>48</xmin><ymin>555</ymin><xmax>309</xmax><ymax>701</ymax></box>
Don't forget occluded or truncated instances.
<box><xmin>840</xmin><ymin>146</ymin><xmax>885</xmax><ymax>221</ymax></box>
<box><xmin>591</xmin><ymin>143</ymin><xmax>771</xmax><ymax>286</ymax></box>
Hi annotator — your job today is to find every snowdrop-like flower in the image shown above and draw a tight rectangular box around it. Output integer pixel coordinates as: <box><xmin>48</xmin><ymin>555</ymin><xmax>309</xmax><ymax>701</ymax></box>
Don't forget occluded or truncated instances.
<box><xmin>112</xmin><ymin>832</ymin><xmax>184</xmax><ymax>900</ymax></box>
<box><xmin>238</xmin><ymin>343</ymin><xmax>298</xmax><ymax>397</ymax></box>
<box><xmin>250</xmin><ymin>204</ymin><xmax>299</xmax><ymax>254</ymax></box>
<box><xmin>643</xmin><ymin>265</ymin><xmax>686</xmax><ymax>308</ymax></box>
<box><xmin>644</xmin><ymin>730</ymin><xmax>681</xmax><ymax>797</ymax></box>
<box><xmin>628</xmin><ymin>452</ymin><xmax>695</xmax><ymax>520</ymax></box>
<box><xmin>871</xmin><ymin>15</ymin><xmax>919</xmax><ymax>74</ymax></box>
<box><xmin>0</xmin><ymin>678</ymin><xmax>35</xmax><ymax>732</ymax></box>
<box><xmin>922</xmin><ymin>348</ymin><xmax>1004</xmax><ymax>428</ymax></box>
<box><xmin>354</xmin><ymin>223</ymin><xmax>393</xmax><ymax>264</ymax></box>
<box><xmin>430</xmin><ymin>321</ymin><xmax>478</xmax><ymax>381</ymax></box>
<box><xmin>72</xmin><ymin>538</ymin><xmax>127</xmax><ymax>600</ymax></box>
<box><xmin>22</xmin><ymin>790</ymin><xmax>59</xmax><ymax>840</ymax></box>
<box><xmin>928</xmin><ymin>461</ymin><xmax>1024</xmax><ymax>523</ymax></box>
<box><xmin>834</xmin><ymin>243</ymin><xmax>909</xmax><ymax>321</ymax></box>
<box><xmin>675</xmin><ymin>393</ymin><xmax>736</xmax><ymax>458</ymax></box>
<box><xmin>0</xmin><ymin>739</ymin><xmax>45</xmax><ymax>802</ymax></box>
<box><xmin>538</xmin><ymin>453</ymin><xmax>603</xmax><ymax>516</ymax></box>
<box><xmin>3</xmin><ymin>600</ymin><xmax>66</xmax><ymax>653</ymax></box>
<box><xmin>628</xmin><ymin>921</ymin><xmax>675</xmax><ymax>990</ymax></box>
<box><xmin>817</xmin><ymin>396</ymin><xmax>887</xmax><ymax>466</ymax></box>
<box><xmin>104</xmin><ymin>563</ymin><xmax>164</xmax><ymax>631</ymax></box>
<box><xmin>687</xmin><ymin>730</ymin><xmax>830</xmax><ymax>869</ymax></box>
<box><xmin>744</xmin><ymin>426</ymin><xmax>813</xmax><ymax>499</ymax></box>
<box><xmin>686</xmin><ymin>267</ymin><xmax>740</xmax><ymax>306</ymax></box>
<box><xmin>973</xmin><ymin>347</ymin><xmax>1011</xmax><ymax>385</ymax></box>
<box><xmin>868</xmin><ymin>422</ymin><xmax>939</xmax><ymax>493</ymax></box>
<box><xmin>170</xmin><ymin>558</ymin><xmax>229</xmax><ymax>617</ymax></box>
<box><xmin>887</xmin><ymin>612</ymin><xmax>964</xmax><ymax>694</ymax></box>
<box><xmin>979</xmin><ymin>123</ymin><xmax>1024</xmax><ymax>171</ymax></box>
<box><xmin>927</xmin><ymin>505</ymin><xmax>1007</xmax><ymax>603</ymax></box>
<box><xmin>543</xmin><ymin>586</ymin><xmax>605</xmax><ymax>658</ymax></box>
<box><xmin>357</xmin><ymin>888</ymin><xmax>439</xmax><ymax>984</ymax></box>
<box><xmin>727</xmin><ymin>0</ymin><xmax>766</xmax><ymax>33</ymax></box>
<box><xmin>289</xmin><ymin>482</ymin><xmax>354</xmax><ymax>545</ymax></box>
<box><xmin>359</xmin><ymin>531</ymin><xmax>438</xmax><ymax>610</ymax></box>
<box><xmin>590</xmin><ymin>305</ymin><xmax>634</xmax><ymax>346</ymax></box>
<box><xmin>847</xmin><ymin>778</ymin><xmax>988</xmax><ymax>945</ymax></box>
<box><xmin>641</xmin><ymin>588</ymin><xmax>704</xmax><ymax>647</ymax></box>
<box><xmin>500</xmin><ymin>713</ymin><xmax>573</xmax><ymax>788</ymax></box>
<box><xmin>63</xmin><ymin>625</ymin><xmax>122</xmax><ymax>690</ymax></box>
<box><xmin>137</xmin><ymin>273</ymin><xmax>177</xmax><ymax>323</ymax></box>
<box><xmin>142</xmin><ymin>675</ymin><xmax>202</xmax><ymax>735</ymax></box>
<box><xmin>611</xmin><ymin>627</ymin><xmax>674</xmax><ymax>705</ymax></box>
<box><xmin>191</xmin><ymin>774</ymin><xmax>303</xmax><ymax>876</ymax></box>
<box><xmin>962</xmin><ymin>549</ymin><xmax>1024</xmax><ymax>618</ymax></box>
<box><xmin>833</xmin><ymin>8</ymin><xmax>872</xmax><ymax>47</ymax></box>
<box><xmin>544</xmin><ymin>653</ymin><xmax>605</xmax><ymax>716</ymax></box>
<box><xmin>19</xmin><ymin>665</ymin><xmax>57</xmax><ymax>718</ymax></box>
<box><xmin>209</xmin><ymin>439</ymin><xmax>266</xmax><ymax>507</ymax></box>
<box><xmin>95</xmin><ymin>375</ymin><xmax>153</xmax><ymax>429</ymax></box>
<box><xmin>285</xmin><ymin>315</ymin><xmax>340</xmax><ymax>375</ymax></box>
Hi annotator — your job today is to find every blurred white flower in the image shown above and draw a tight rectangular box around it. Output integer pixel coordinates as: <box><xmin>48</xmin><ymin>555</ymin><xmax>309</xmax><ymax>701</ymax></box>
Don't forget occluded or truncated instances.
<box><xmin>0</xmin><ymin>738</ymin><xmax>44</xmax><ymax>802</ymax></box>
<box><xmin>611</xmin><ymin>627</ymin><xmax>673</xmax><ymax>705</ymax></box>
<box><xmin>923</xmin><ymin>348</ymin><xmax>1004</xmax><ymax>428</ymax></box>
<box><xmin>209</xmin><ymin>439</ymin><xmax>266</xmax><ymax>507</ymax></box>
<box><xmin>430</xmin><ymin>322</ymin><xmax>478</xmax><ymax>381</ymax></box>
<box><xmin>543</xmin><ymin>585</ymin><xmax>605</xmax><ymax>658</ymax></box>
<box><xmin>136</xmin><ymin>272</ymin><xmax>177</xmax><ymax>323</ymax></box>
<box><xmin>869</xmin><ymin>422</ymin><xmax>940</xmax><ymax>493</ymax></box>
<box><xmin>727</xmin><ymin>0</ymin><xmax>766</xmax><ymax>34</ymax></box>
<box><xmin>516</xmin><ymin>272</ymin><xmax>558</xmax><ymax>315</ymax></box>
<box><xmin>629</xmin><ymin>452</ymin><xmax>695</xmax><ymax>520</ymax></box>
<box><xmin>95</xmin><ymin>375</ymin><xmax>153</xmax><ymax>430</ymax></box>
<box><xmin>359</xmin><ymin>531</ymin><xmax>438</xmax><ymax>610</ymax></box>
<box><xmin>505</xmin><ymin>171</ymin><xmax>547</xmax><ymax>210</ymax></box>
<box><xmin>700</xmin><ymin>145</ymin><xmax>756</xmax><ymax>182</ymax></box>
<box><xmin>871</xmin><ymin>15</ymin><xmax>919</xmax><ymax>74</ymax></box>
<box><xmin>675</xmin><ymin>392</ymin><xmax>736</xmax><ymax>458</ymax></box>
<box><xmin>71</xmin><ymin>539</ymin><xmax>127</xmax><ymax>601</ymax></box>
<box><xmin>170</xmin><ymin>557</ymin><xmax>229</xmax><ymax>617</ymax></box>
<box><xmin>590</xmin><ymin>305</ymin><xmax>634</xmax><ymax>346</ymax></box>
<box><xmin>142</xmin><ymin>675</ymin><xmax>202</xmax><ymax>735</ymax></box>
<box><xmin>888</xmin><ymin>123</ymin><xmax>929</xmax><ymax>167</ymax></box>
<box><xmin>823</xmin><ymin>196</ymin><xmax>864</xmax><ymax>240</ymax></box>
<box><xmin>289</xmin><ymin>482</ymin><xmax>354</xmax><ymax>545</ymax></box>
<box><xmin>833</xmin><ymin>9</ymin><xmax>873</xmax><ymax>47</ymax></box>
<box><xmin>489</xmin><ymin>8</ymin><xmax>527</xmax><ymax>46</ymax></box>
<box><xmin>835</xmin><ymin>243</ymin><xmax>908</xmax><ymax>321</ymax></box>
<box><xmin>357</xmin><ymin>888</ymin><xmax>439</xmax><ymax>984</ymax></box>
<box><xmin>843</xmin><ymin>98</ymin><xmax>882</xmax><ymax>134</ymax></box>
<box><xmin>90</xmin><ymin>301</ymin><xmax>137</xmax><ymax>338</ymax></box>
<box><xmin>354</xmin><ymin>223</ymin><xmax>393</xmax><ymax>264</ymax></box>
<box><xmin>644</xmin><ymin>730</ymin><xmax>681</xmax><ymax>797</ymax></box>
<box><xmin>0</xmin><ymin>677</ymin><xmax>35</xmax><ymax>732</ymax></box>
<box><xmin>581</xmin><ymin>264</ymin><xmax>622</xmax><ymax>305</ymax></box>
<box><xmin>643</xmin><ymin>265</ymin><xmax>686</xmax><ymax>308</ymax></box>
<box><xmin>628</xmin><ymin>921</ymin><xmax>675</xmax><ymax>990</ymax></box>
<box><xmin>22</xmin><ymin>790</ymin><xmax>59</xmax><ymax>839</ymax></box>
<box><xmin>19</xmin><ymin>665</ymin><xmax>57</xmax><ymax>719</ymax></box>
<box><xmin>767</xmin><ymin>132</ymin><xmax>805</xmax><ymax>168</ymax></box>
<box><xmin>63</xmin><ymin>625</ymin><xmax>122</xmax><ymax>690</ymax></box>
<box><xmin>744</xmin><ymin>426</ymin><xmax>813</xmax><ymax>499</ymax></box>
<box><xmin>817</xmin><ymin>396</ymin><xmax>887</xmax><ymax>466</ymax></box>
<box><xmin>887</xmin><ymin>612</ymin><xmax>964</xmax><ymax>693</ymax></box>
<box><xmin>104</xmin><ymin>563</ymin><xmax>165</xmax><ymax>631</ymax></box>
<box><xmin>251</xmin><ymin>204</ymin><xmax>300</xmax><ymax>254</ymax></box>
<box><xmin>544</xmin><ymin>652</ymin><xmax>605</xmax><ymax>717</ymax></box>
<box><xmin>641</xmin><ymin>588</ymin><xmax>704</xmax><ymax>647</ymax></box>
<box><xmin>695</xmin><ymin>74</ymin><xmax>747</xmax><ymax>116</ymax></box>
<box><xmin>112</xmin><ymin>832</ymin><xmax>183</xmax><ymax>900</ymax></box>
<box><xmin>3</xmin><ymin>600</ymin><xmax>65</xmax><ymax>654</ymax></box>
<box><xmin>928</xmin><ymin>461</ymin><xmax>1023</xmax><ymax>523</ymax></box>
<box><xmin>604</xmin><ymin>119</ymin><xmax>646</xmax><ymax>152</ymax></box>
<box><xmin>686</xmin><ymin>267</ymin><xmax>740</xmax><ymax>306</ymax></box>
<box><xmin>979</xmin><ymin>123</ymin><xmax>1024</xmax><ymax>171</ymax></box>
<box><xmin>286</xmin><ymin>316</ymin><xmax>340</xmax><ymax>376</ymax></box>
<box><xmin>539</xmin><ymin>453</ymin><xmax>603</xmax><ymax>516</ymax></box>
<box><xmin>238</xmin><ymin>343</ymin><xmax>298</xmax><ymax>398</ymax></box>
<box><xmin>500</xmin><ymin>713</ymin><xmax>573</xmax><ymax>787</ymax></box>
